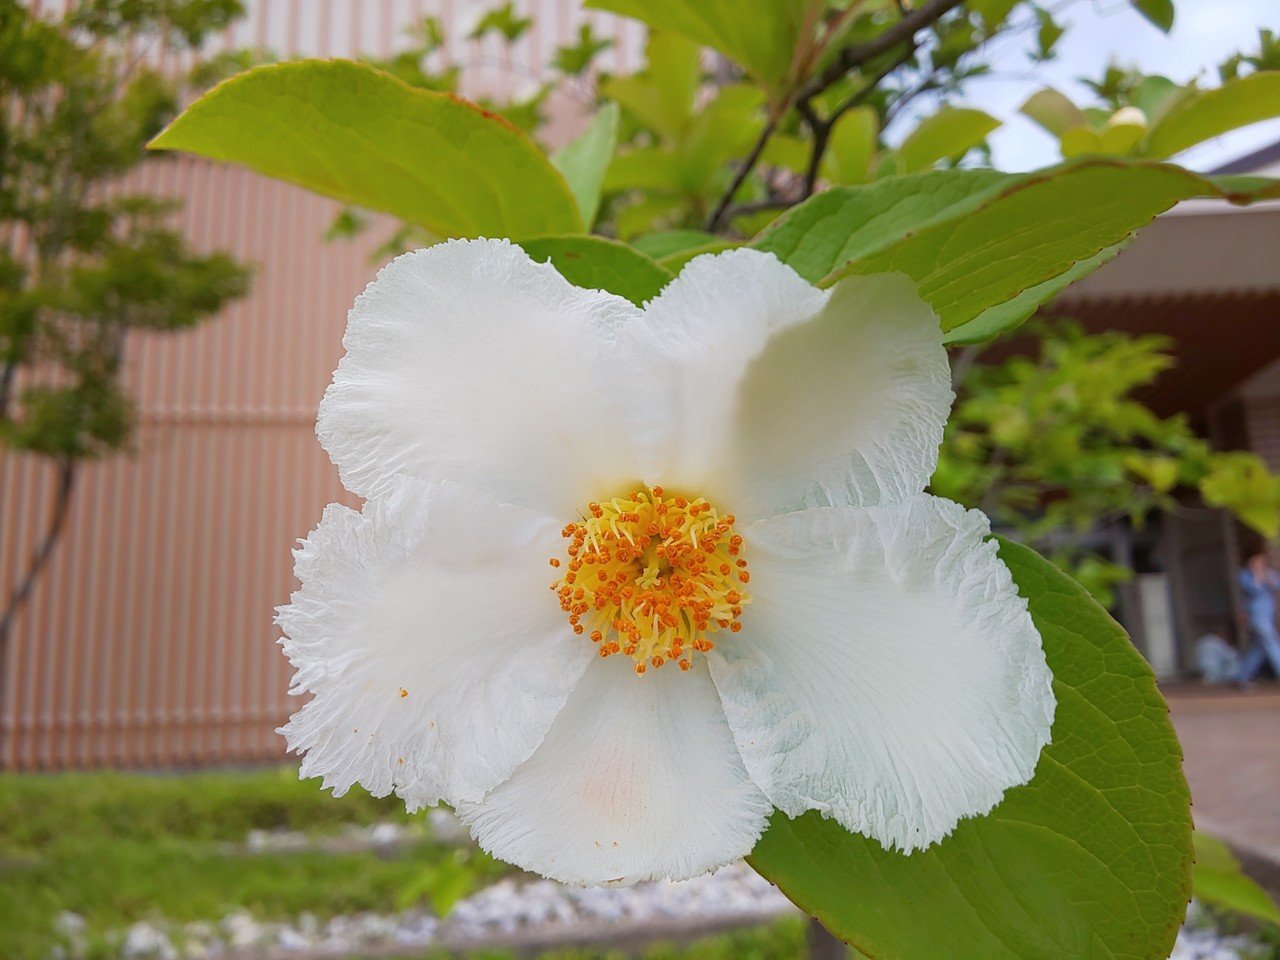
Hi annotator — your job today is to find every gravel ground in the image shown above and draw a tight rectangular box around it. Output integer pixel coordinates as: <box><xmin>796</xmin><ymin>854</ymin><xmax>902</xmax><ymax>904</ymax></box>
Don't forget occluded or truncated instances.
<box><xmin>50</xmin><ymin>821</ymin><xmax>1272</xmax><ymax>960</ymax></box>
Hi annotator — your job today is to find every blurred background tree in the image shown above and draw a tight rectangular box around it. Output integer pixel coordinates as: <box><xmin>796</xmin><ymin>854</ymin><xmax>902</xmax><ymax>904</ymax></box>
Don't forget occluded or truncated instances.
<box><xmin>937</xmin><ymin>321</ymin><xmax>1280</xmax><ymax>605</ymax></box>
<box><xmin>0</xmin><ymin>0</ymin><xmax>252</xmax><ymax>656</ymax></box>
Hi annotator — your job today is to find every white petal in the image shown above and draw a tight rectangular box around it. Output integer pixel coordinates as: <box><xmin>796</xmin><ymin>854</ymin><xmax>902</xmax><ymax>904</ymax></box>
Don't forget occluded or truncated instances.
<box><xmin>626</xmin><ymin>248</ymin><xmax>828</xmax><ymax>500</ymax></box>
<box><xmin>318</xmin><ymin>238</ymin><xmax>644</xmax><ymax>516</ymax></box>
<box><xmin>457</xmin><ymin>655</ymin><xmax>772</xmax><ymax>885</ymax></box>
<box><xmin>278</xmin><ymin>479</ymin><xmax>591</xmax><ymax>810</ymax></box>
<box><xmin>709</xmin><ymin>496</ymin><xmax>1054</xmax><ymax>853</ymax></box>
<box><xmin>632</xmin><ymin>251</ymin><xmax>951</xmax><ymax>518</ymax></box>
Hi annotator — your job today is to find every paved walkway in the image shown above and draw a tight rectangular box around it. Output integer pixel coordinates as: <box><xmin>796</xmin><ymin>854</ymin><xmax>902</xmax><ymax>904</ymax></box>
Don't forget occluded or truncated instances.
<box><xmin>1166</xmin><ymin>684</ymin><xmax>1280</xmax><ymax>878</ymax></box>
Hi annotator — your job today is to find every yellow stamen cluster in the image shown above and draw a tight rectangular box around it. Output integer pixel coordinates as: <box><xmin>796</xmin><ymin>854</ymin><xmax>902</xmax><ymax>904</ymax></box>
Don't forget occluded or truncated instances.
<box><xmin>551</xmin><ymin>487</ymin><xmax>750</xmax><ymax>676</ymax></box>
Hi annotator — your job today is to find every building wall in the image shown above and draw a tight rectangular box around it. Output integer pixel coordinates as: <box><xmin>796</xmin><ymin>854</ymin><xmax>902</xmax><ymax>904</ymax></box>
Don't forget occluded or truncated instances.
<box><xmin>1</xmin><ymin>0</ymin><xmax>642</xmax><ymax>769</ymax></box>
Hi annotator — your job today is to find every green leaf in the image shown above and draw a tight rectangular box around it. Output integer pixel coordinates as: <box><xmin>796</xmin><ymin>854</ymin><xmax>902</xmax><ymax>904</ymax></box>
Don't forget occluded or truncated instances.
<box><xmin>631</xmin><ymin>229</ymin><xmax>722</xmax><ymax>260</ymax></box>
<box><xmin>1020</xmin><ymin>88</ymin><xmax>1087</xmax><ymax>137</ymax></box>
<box><xmin>1132</xmin><ymin>75</ymin><xmax>1186</xmax><ymax>124</ymax></box>
<box><xmin>605</xmin><ymin>145</ymin><xmax>683</xmax><ymax>193</ymax></box>
<box><xmin>1033</xmin><ymin>7</ymin><xmax>1065</xmax><ymax>60</ymax></box>
<box><xmin>1141</xmin><ymin>72</ymin><xmax>1280</xmax><ymax>159</ymax></box>
<box><xmin>749</xmin><ymin>539</ymin><xmax>1192</xmax><ymax>960</ymax></box>
<box><xmin>753</xmin><ymin>159</ymin><xmax>1280</xmax><ymax>342</ymax></box>
<box><xmin>1099</xmin><ymin>109</ymin><xmax>1148</xmax><ymax>154</ymax></box>
<box><xmin>750</xmin><ymin>168</ymin><xmax>1009</xmax><ymax>284</ymax></box>
<box><xmin>1199</xmin><ymin>451</ymin><xmax>1280</xmax><ymax>539</ymax></box>
<box><xmin>1193</xmin><ymin>831</ymin><xmax>1280</xmax><ymax>926</ymax></box>
<box><xmin>468</xmin><ymin>2</ymin><xmax>532</xmax><ymax>43</ymax></box>
<box><xmin>599</xmin><ymin>32</ymin><xmax>700</xmax><ymax>142</ymax></box>
<box><xmin>552</xmin><ymin>103</ymin><xmax>619</xmax><ymax>229</ymax></box>
<box><xmin>1131</xmin><ymin>0</ymin><xmax>1174</xmax><ymax>33</ymax></box>
<box><xmin>517</xmin><ymin>235</ymin><xmax>673</xmax><ymax>305</ymax></box>
<box><xmin>586</xmin><ymin>0</ymin><xmax>811</xmax><ymax>101</ymax></box>
<box><xmin>823</xmin><ymin>106</ymin><xmax>878</xmax><ymax>184</ymax></box>
<box><xmin>1059</xmin><ymin>124</ymin><xmax>1103</xmax><ymax>157</ymax></box>
<box><xmin>895</xmin><ymin>107</ymin><xmax>1000</xmax><ymax>173</ymax></box>
<box><xmin>946</xmin><ymin>243</ymin><xmax>1127</xmax><ymax>345</ymax></box>
<box><xmin>149</xmin><ymin>60</ymin><xmax>582</xmax><ymax>239</ymax></box>
<box><xmin>657</xmin><ymin>239</ymin><xmax>738</xmax><ymax>272</ymax></box>
<box><xmin>967</xmin><ymin>0</ymin><xmax>1019</xmax><ymax>28</ymax></box>
<box><xmin>553</xmin><ymin>23</ymin><xmax>614</xmax><ymax>76</ymax></box>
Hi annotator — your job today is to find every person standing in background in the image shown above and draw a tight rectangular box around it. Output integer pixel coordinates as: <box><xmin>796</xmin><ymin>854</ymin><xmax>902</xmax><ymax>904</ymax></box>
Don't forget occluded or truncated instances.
<box><xmin>1236</xmin><ymin>552</ymin><xmax>1280</xmax><ymax>687</ymax></box>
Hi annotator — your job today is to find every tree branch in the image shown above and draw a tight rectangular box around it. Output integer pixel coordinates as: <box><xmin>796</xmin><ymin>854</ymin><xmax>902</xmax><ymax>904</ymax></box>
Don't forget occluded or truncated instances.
<box><xmin>797</xmin><ymin>40</ymin><xmax>919</xmax><ymax>198</ymax></box>
<box><xmin>0</xmin><ymin>457</ymin><xmax>78</xmax><ymax>698</ymax></box>
<box><xmin>795</xmin><ymin>0</ymin><xmax>966</xmax><ymax>102</ymax></box>
<box><xmin>706</xmin><ymin>0</ymin><xmax>966</xmax><ymax>230</ymax></box>
<box><xmin>704</xmin><ymin>110</ymin><xmax>781</xmax><ymax>232</ymax></box>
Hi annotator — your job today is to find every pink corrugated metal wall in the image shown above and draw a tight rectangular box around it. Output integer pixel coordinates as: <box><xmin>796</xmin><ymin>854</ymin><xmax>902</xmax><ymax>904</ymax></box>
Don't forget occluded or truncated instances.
<box><xmin>1</xmin><ymin>0</ymin><xmax>643</xmax><ymax>768</ymax></box>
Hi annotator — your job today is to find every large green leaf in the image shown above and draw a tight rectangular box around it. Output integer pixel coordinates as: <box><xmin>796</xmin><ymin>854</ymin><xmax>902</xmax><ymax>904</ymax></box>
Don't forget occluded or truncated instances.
<box><xmin>631</xmin><ymin>229</ymin><xmax>723</xmax><ymax>260</ymax></box>
<box><xmin>1193</xmin><ymin>831</ymin><xmax>1280</xmax><ymax>926</ymax></box>
<box><xmin>657</xmin><ymin>240</ymin><xmax>738</xmax><ymax>272</ymax></box>
<box><xmin>552</xmin><ymin>102</ymin><xmax>619</xmax><ymax>229</ymax></box>
<box><xmin>753</xmin><ymin>159</ymin><xmax>1280</xmax><ymax>342</ymax></box>
<box><xmin>517</xmin><ymin>236</ymin><xmax>673</xmax><ymax>305</ymax></box>
<box><xmin>587</xmin><ymin>0</ymin><xmax>811</xmax><ymax>101</ymax></box>
<box><xmin>749</xmin><ymin>538</ymin><xmax>1192</xmax><ymax>960</ymax></box>
<box><xmin>149</xmin><ymin>60</ymin><xmax>582</xmax><ymax>239</ymax></box>
<box><xmin>750</xmin><ymin>168</ymin><xmax>1007</xmax><ymax>284</ymax></box>
<box><xmin>946</xmin><ymin>243</ymin><xmax>1127</xmax><ymax>345</ymax></box>
<box><xmin>1141</xmin><ymin>72</ymin><xmax>1280</xmax><ymax>159</ymax></box>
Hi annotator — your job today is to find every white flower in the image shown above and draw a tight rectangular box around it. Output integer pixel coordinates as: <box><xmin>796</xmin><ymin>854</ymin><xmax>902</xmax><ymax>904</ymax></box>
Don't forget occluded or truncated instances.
<box><xmin>278</xmin><ymin>238</ymin><xmax>1055</xmax><ymax>886</ymax></box>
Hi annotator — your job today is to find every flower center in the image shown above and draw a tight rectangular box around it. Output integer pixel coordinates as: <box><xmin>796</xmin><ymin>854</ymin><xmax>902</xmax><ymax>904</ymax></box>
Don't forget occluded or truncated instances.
<box><xmin>550</xmin><ymin>486</ymin><xmax>750</xmax><ymax>676</ymax></box>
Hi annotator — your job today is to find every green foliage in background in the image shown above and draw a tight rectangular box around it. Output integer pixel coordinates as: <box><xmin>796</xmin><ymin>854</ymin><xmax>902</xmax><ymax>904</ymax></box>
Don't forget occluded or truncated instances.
<box><xmin>0</xmin><ymin>0</ymin><xmax>251</xmax><ymax>647</ymax></box>
<box><xmin>144</xmin><ymin>1</ymin><xmax>1280</xmax><ymax>957</ymax></box>
<box><xmin>0</xmin><ymin>769</ymin><xmax>500</xmax><ymax>960</ymax></box>
<box><xmin>1193</xmin><ymin>831</ymin><xmax>1280</xmax><ymax>928</ymax></box>
<box><xmin>934</xmin><ymin>321</ymin><xmax>1280</xmax><ymax>605</ymax></box>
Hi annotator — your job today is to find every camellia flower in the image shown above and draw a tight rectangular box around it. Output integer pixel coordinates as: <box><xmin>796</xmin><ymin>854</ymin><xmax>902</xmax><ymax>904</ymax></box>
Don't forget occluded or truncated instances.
<box><xmin>279</xmin><ymin>239</ymin><xmax>1055</xmax><ymax>886</ymax></box>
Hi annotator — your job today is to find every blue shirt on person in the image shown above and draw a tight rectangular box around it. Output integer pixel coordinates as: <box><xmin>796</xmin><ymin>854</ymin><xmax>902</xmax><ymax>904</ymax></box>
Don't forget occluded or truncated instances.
<box><xmin>1239</xmin><ymin>566</ymin><xmax>1280</xmax><ymax>629</ymax></box>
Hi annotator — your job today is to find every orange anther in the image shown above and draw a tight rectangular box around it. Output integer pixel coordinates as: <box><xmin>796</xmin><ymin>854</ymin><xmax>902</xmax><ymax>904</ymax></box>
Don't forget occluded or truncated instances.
<box><xmin>558</xmin><ymin>489</ymin><xmax>748</xmax><ymax>677</ymax></box>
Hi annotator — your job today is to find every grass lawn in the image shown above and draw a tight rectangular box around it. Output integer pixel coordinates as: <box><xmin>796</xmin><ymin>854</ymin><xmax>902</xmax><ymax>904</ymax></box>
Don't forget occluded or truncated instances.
<box><xmin>0</xmin><ymin>767</ymin><xmax>804</xmax><ymax>960</ymax></box>
<box><xmin>0</xmin><ymin>767</ymin><xmax>489</xmax><ymax>959</ymax></box>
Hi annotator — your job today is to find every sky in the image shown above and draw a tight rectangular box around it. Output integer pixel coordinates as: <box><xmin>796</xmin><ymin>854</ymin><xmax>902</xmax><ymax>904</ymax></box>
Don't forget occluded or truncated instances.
<box><xmin>920</xmin><ymin>0</ymin><xmax>1280</xmax><ymax>171</ymax></box>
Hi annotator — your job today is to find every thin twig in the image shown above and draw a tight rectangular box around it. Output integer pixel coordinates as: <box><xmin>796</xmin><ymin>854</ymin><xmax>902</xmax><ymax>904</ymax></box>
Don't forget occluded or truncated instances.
<box><xmin>795</xmin><ymin>11</ymin><xmax>926</xmax><ymax>199</ymax></box>
<box><xmin>705</xmin><ymin>0</ymin><xmax>965</xmax><ymax>230</ymax></box>
<box><xmin>794</xmin><ymin>0</ymin><xmax>966</xmax><ymax>103</ymax></box>
<box><xmin>704</xmin><ymin>110</ymin><xmax>781</xmax><ymax>232</ymax></box>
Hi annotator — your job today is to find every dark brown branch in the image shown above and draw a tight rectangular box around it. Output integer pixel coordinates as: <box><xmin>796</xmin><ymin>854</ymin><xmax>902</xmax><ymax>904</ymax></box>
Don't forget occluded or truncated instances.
<box><xmin>704</xmin><ymin>110</ymin><xmax>781</xmax><ymax>232</ymax></box>
<box><xmin>795</xmin><ymin>0</ymin><xmax>966</xmax><ymax>103</ymax></box>
<box><xmin>797</xmin><ymin>40</ymin><xmax>920</xmax><ymax>198</ymax></box>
